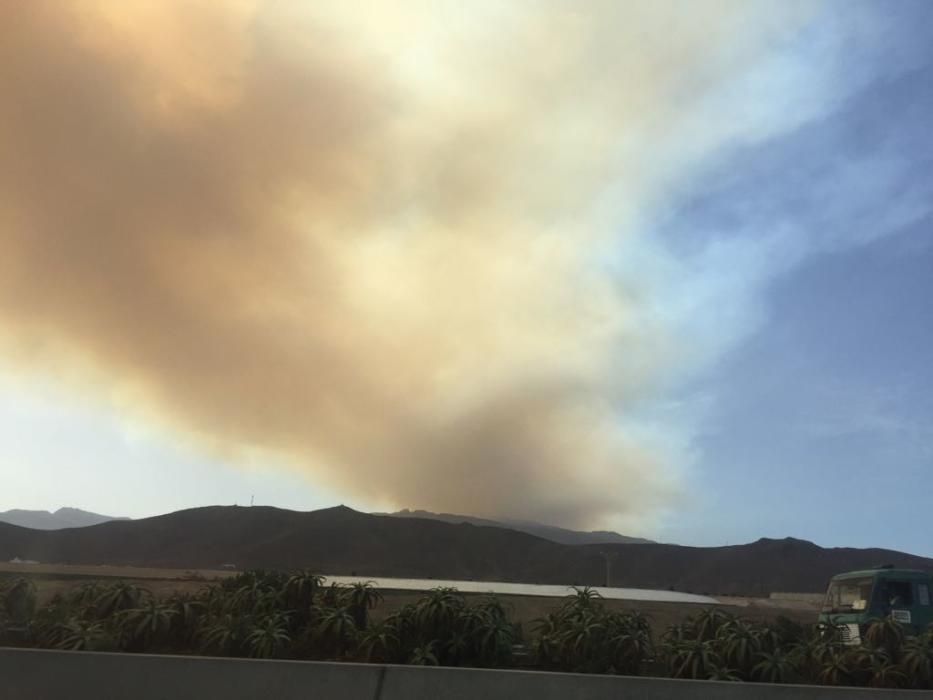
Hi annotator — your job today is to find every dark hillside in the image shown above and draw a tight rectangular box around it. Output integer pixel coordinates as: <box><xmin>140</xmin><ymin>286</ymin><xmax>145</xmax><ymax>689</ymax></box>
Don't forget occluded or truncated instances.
<box><xmin>1</xmin><ymin>506</ymin><xmax>930</xmax><ymax>594</ymax></box>
<box><xmin>587</xmin><ymin>537</ymin><xmax>933</xmax><ymax>595</ymax></box>
<box><xmin>381</xmin><ymin>509</ymin><xmax>654</xmax><ymax>545</ymax></box>
<box><xmin>0</xmin><ymin>506</ymin><xmax>568</xmax><ymax>581</ymax></box>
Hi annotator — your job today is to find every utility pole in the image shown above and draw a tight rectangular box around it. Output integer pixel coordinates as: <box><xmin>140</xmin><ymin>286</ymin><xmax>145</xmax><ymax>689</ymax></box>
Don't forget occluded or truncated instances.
<box><xmin>600</xmin><ymin>551</ymin><xmax>615</xmax><ymax>588</ymax></box>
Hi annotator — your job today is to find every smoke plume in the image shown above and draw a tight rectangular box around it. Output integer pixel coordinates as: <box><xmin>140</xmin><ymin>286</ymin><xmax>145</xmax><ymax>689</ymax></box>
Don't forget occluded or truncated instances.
<box><xmin>0</xmin><ymin>1</ymin><xmax>806</xmax><ymax>528</ymax></box>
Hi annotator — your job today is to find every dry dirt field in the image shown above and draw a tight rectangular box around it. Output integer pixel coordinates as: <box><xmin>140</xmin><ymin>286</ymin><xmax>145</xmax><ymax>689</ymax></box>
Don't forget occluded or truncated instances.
<box><xmin>0</xmin><ymin>562</ymin><xmax>820</xmax><ymax>639</ymax></box>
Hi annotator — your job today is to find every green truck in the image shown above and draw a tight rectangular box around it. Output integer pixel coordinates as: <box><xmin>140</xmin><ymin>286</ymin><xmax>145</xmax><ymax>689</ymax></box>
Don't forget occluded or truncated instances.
<box><xmin>819</xmin><ymin>566</ymin><xmax>933</xmax><ymax>644</ymax></box>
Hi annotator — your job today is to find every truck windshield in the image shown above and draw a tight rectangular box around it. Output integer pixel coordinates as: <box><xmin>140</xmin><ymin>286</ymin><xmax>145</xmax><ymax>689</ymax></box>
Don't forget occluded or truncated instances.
<box><xmin>823</xmin><ymin>577</ymin><xmax>874</xmax><ymax>613</ymax></box>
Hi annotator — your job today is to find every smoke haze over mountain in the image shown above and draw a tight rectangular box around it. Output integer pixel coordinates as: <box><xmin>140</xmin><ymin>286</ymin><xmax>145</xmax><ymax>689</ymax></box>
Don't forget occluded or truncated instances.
<box><xmin>0</xmin><ymin>2</ymin><xmax>825</xmax><ymax>529</ymax></box>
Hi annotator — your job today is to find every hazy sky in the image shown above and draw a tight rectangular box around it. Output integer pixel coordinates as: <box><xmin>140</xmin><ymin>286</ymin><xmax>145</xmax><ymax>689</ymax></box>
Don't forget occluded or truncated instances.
<box><xmin>0</xmin><ymin>1</ymin><xmax>930</xmax><ymax>555</ymax></box>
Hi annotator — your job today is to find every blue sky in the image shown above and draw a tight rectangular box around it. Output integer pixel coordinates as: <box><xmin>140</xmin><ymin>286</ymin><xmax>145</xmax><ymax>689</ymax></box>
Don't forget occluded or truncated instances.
<box><xmin>674</xmin><ymin>229</ymin><xmax>933</xmax><ymax>552</ymax></box>
<box><xmin>647</xmin><ymin>1</ymin><xmax>933</xmax><ymax>553</ymax></box>
<box><xmin>0</xmin><ymin>1</ymin><xmax>931</xmax><ymax>556</ymax></box>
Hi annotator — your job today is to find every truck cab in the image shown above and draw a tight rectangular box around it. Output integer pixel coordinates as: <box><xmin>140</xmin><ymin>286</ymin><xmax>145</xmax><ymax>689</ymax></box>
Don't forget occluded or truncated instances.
<box><xmin>819</xmin><ymin>567</ymin><xmax>933</xmax><ymax>644</ymax></box>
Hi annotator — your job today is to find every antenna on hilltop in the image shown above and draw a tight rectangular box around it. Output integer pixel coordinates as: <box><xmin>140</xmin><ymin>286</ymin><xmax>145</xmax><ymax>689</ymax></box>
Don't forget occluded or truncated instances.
<box><xmin>250</xmin><ymin>495</ymin><xmax>254</xmax><ymax>507</ymax></box>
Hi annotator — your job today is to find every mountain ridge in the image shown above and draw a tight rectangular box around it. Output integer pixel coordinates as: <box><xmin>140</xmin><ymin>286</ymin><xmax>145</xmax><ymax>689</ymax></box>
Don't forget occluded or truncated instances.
<box><xmin>381</xmin><ymin>508</ymin><xmax>655</xmax><ymax>545</ymax></box>
<box><xmin>0</xmin><ymin>507</ymin><xmax>127</xmax><ymax>531</ymax></box>
<box><xmin>2</xmin><ymin>504</ymin><xmax>931</xmax><ymax>594</ymax></box>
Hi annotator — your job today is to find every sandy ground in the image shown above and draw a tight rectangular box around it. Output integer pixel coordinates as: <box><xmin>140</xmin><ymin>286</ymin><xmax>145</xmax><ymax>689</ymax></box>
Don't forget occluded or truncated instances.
<box><xmin>0</xmin><ymin>562</ymin><xmax>236</xmax><ymax>582</ymax></box>
<box><xmin>0</xmin><ymin>562</ymin><xmax>821</xmax><ymax>638</ymax></box>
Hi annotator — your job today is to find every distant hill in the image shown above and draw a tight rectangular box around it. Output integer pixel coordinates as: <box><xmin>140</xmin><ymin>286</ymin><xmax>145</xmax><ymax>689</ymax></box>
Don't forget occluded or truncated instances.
<box><xmin>0</xmin><ymin>507</ymin><xmax>127</xmax><ymax>530</ymax></box>
<box><xmin>382</xmin><ymin>509</ymin><xmax>654</xmax><ymax>545</ymax></box>
<box><xmin>2</xmin><ymin>505</ymin><xmax>931</xmax><ymax>595</ymax></box>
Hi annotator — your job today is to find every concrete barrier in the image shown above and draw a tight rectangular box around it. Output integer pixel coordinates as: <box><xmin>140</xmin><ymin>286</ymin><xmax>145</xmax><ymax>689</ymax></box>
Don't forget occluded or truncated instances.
<box><xmin>380</xmin><ymin>665</ymin><xmax>933</xmax><ymax>699</ymax></box>
<box><xmin>0</xmin><ymin>648</ymin><xmax>383</xmax><ymax>700</ymax></box>
<box><xmin>1</xmin><ymin>648</ymin><xmax>930</xmax><ymax>700</ymax></box>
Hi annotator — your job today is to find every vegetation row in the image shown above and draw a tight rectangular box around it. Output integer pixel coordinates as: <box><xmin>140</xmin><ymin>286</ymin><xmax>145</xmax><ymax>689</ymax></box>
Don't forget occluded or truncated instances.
<box><xmin>2</xmin><ymin>571</ymin><xmax>932</xmax><ymax>689</ymax></box>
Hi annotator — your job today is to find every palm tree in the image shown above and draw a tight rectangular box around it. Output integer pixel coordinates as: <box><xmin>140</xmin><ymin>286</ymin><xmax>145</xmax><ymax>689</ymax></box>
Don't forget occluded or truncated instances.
<box><xmin>196</xmin><ymin>584</ymin><xmax>224</xmax><ymax>615</ymax></box>
<box><xmin>30</xmin><ymin>597</ymin><xmax>72</xmax><ymax>649</ymax></box>
<box><xmin>817</xmin><ymin>649</ymin><xmax>853</xmax><ymax>686</ymax></box>
<box><xmin>717</xmin><ymin>619</ymin><xmax>760</xmax><ymax>677</ymax></box>
<box><xmin>901</xmin><ymin>632</ymin><xmax>933</xmax><ymax>688</ymax></box>
<box><xmin>669</xmin><ymin>639</ymin><xmax>721</xmax><ymax>679</ymax></box>
<box><xmin>620</xmin><ymin>611</ymin><xmax>651</xmax><ymax>637</ymax></box>
<box><xmin>53</xmin><ymin>618</ymin><xmax>115</xmax><ymax>651</ymax></box>
<box><xmin>117</xmin><ymin>599</ymin><xmax>177</xmax><ymax>651</ymax></box>
<box><xmin>461</xmin><ymin>604</ymin><xmax>514</xmax><ymax>667</ymax></box>
<box><xmin>445</xmin><ymin>628</ymin><xmax>471</xmax><ymax>664</ymax></box>
<box><xmin>359</xmin><ymin>621</ymin><xmax>400</xmax><ymax>663</ymax></box>
<box><xmin>33</xmin><ymin>567</ymin><xmax>933</xmax><ymax>688</ymax></box>
<box><xmin>312</xmin><ymin>606</ymin><xmax>357</xmax><ymax>658</ymax></box>
<box><xmin>476</xmin><ymin>596</ymin><xmax>509</xmax><ymax>622</ymax></box>
<box><xmin>320</xmin><ymin>583</ymin><xmax>349</xmax><ymax>608</ymax></box>
<box><xmin>231</xmin><ymin>578</ymin><xmax>272</xmax><ymax>614</ymax></box>
<box><xmin>166</xmin><ymin>593</ymin><xmax>204</xmax><ymax>649</ymax></box>
<box><xmin>856</xmin><ymin>647</ymin><xmax>907</xmax><ymax>688</ymax></box>
<box><xmin>247</xmin><ymin>612</ymin><xmax>291</xmax><ymax>658</ymax></box>
<box><xmin>706</xmin><ymin>664</ymin><xmax>742</xmax><ymax>681</ymax></box>
<box><xmin>415</xmin><ymin>588</ymin><xmax>464</xmax><ymax>640</ymax></box>
<box><xmin>222</xmin><ymin>569</ymin><xmax>288</xmax><ymax>595</ymax></box>
<box><xmin>532</xmin><ymin>611</ymin><xmax>565</xmax><ymax>669</ymax></box>
<box><xmin>377</xmin><ymin>605</ymin><xmax>420</xmax><ymax>661</ymax></box>
<box><xmin>789</xmin><ymin>626</ymin><xmax>836</xmax><ymax>683</ymax></box>
<box><xmin>563</xmin><ymin>609</ymin><xmax>608</xmax><ymax>673</ymax></box>
<box><xmin>753</xmin><ymin>649</ymin><xmax>795</xmax><ymax>683</ymax></box>
<box><xmin>771</xmin><ymin>614</ymin><xmax>806</xmax><ymax>647</ymax></box>
<box><xmin>531</xmin><ymin>602</ymin><xmax>651</xmax><ymax>675</ymax></box>
<box><xmin>200</xmin><ymin>613</ymin><xmax>246</xmax><ymax>656</ymax></box>
<box><xmin>285</xmin><ymin>570</ymin><xmax>324</xmax><ymax>621</ymax></box>
<box><xmin>863</xmin><ymin>617</ymin><xmax>905</xmax><ymax>657</ymax></box>
<box><xmin>94</xmin><ymin>582</ymin><xmax>150</xmax><ymax>618</ymax></box>
<box><xmin>606</xmin><ymin>618</ymin><xmax>651</xmax><ymax>676</ymax></box>
<box><xmin>692</xmin><ymin>608</ymin><xmax>733</xmax><ymax>642</ymax></box>
<box><xmin>661</xmin><ymin>622</ymin><xmax>691</xmax><ymax>646</ymax></box>
<box><xmin>409</xmin><ymin>641</ymin><xmax>439</xmax><ymax>666</ymax></box>
<box><xmin>2</xmin><ymin>577</ymin><xmax>37</xmax><ymax>626</ymax></box>
<box><xmin>754</xmin><ymin>623</ymin><xmax>781</xmax><ymax>655</ymax></box>
<box><xmin>70</xmin><ymin>581</ymin><xmax>103</xmax><ymax>609</ymax></box>
<box><xmin>561</xmin><ymin>587</ymin><xmax>602</xmax><ymax>617</ymax></box>
<box><xmin>345</xmin><ymin>581</ymin><xmax>382</xmax><ymax>631</ymax></box>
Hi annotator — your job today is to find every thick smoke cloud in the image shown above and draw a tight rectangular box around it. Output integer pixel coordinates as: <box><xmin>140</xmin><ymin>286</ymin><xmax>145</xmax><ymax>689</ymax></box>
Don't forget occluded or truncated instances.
<box><xmin>0</xmin><ymin>1</ymin><xmax>806</xmax><ymax>529</ymax></box>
